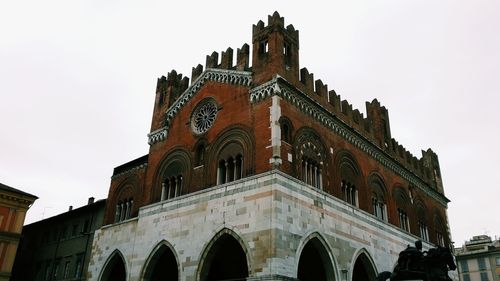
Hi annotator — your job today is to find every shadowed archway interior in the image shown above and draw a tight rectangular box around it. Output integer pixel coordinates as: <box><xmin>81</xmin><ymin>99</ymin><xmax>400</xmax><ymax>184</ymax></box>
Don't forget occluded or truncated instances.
<box><xmin>100</xmin><ymin>253</ymin><xmax>126</xmax><ymax>281</ymax></box>
<box><xmin>143</xmin><ymin>244</ymin><xmax>178</xmax><ymax>281</ymax></box>
<box><xmin>297</xmin><ymin>237</ymin><xmax>335</xmax><ymax>281</ymax></box>
<box><xmin>200</xmin><ymin>234</ymin><xmax>249</xmax><ymax>281</ymax></box>
<box><xmin>352</xmin><ymin>253</ymin><xmax>377</xmax><ymax>281</ymax></box>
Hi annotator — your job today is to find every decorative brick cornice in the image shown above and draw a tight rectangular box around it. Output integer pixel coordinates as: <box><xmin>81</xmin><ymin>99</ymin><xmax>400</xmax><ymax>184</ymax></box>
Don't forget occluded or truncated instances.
<box><xmin>148</xmin><ymin>68</ymin><xmax>252</xmax><ymax>145</ymax></box>
<box><xmin>111</xmin><ymin>163</ymin><xmax>148</xmax><ymax>179</ymax></box>
<box><xmin>250</xmin><ymin>76</ymin><xmax>450</xmax><ymax>206</ymax></box>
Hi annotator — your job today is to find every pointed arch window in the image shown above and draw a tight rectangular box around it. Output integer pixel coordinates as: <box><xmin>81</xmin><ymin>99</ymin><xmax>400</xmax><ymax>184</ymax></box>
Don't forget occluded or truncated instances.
<box><xmin>434</xmin><ymin>213</ymin><xmax>447</xmax><ymax>247</ymax></box>
<box><xmin>279</xmin><ymin>117</ymin><xmax>293</xmax><ymax>144</ymax></box>
<box><xmin>337</xmin><ymin>151</ymin><xmax>361</xmax><ymax>207</ymax></box>
<box><xmin>398</xmin><ymin>208</ymin><xmax>410</xmax><ymax>232</ymax></box>
<box><xmin>418</xmin><ymin>221</ymin><xmax>429</xmax><ymax>241</ymax></box>
<box><xmin>393</xmin><ymin>187</ymin><xmax>411</xmax><ymax>232</ymax></box>
<box><xmin>369</xmin><ymin>175</ymin><xmax>387</xmax><ymax>221</ymax></box>
<box><xmin>372</xmin><ymin>196</ymin><xmax>386</xmax><ymax>221</ymax></box>
<box><xmin>157</xmin><ymin>151</ymin><xmax>190</xmax><ymax>202</ymax></box>
<box><xmin>415</xmin><ymin>201</ymin><xmax>429</xmax><ymax>241</ymax></box>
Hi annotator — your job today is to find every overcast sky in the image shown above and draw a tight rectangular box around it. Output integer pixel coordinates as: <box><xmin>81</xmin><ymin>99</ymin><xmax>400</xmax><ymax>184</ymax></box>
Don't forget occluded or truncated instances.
<box><xmin>1</xmin><ymin>0</ymin><xmax>499</xmax><ymax>246</ymax></box>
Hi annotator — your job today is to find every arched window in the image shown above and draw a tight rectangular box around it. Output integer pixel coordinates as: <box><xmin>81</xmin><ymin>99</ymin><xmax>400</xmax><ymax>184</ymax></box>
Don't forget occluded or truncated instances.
<box><xmin>157</xmin><ymin>150</ymin><xmax>191</xmax><ymax>201</ymax></box>
<box><xmin>209</xmin><ymin>127</ymin><xmax>253</xmax><ymax>187</ymax></box>
<box><xmin>195</xmin><ymin>143</ymin><xmax>205</xmax><ymax>166</ymax></box>
<box><xmin>434</xmin><ymin>212</ymin><xmax>447</xmax><ymax>247</ymax></box>
<box><xmin>336</xmin><ymin>151</ymin><xmax>361</xmax><ymax>207</ymax></box>
<box><xmin>161</xmin><ymin>175</ymin><xmax>183</xmax><ymax>200</ymax></box>
<box><xmin>279</xmin><ymin>117</ymin><xmax>293</xmax><ymax>143</ymax></box>
<box><xmin>368</xmin><ymin>174</ymin><xmax>387</xmax><ymax>221</ymax></box>
<box><xmin>393</xmin><ymin>187</ymin><xmax>411</xmax><ymax>232</ymax></box>
<box><xmin>294</xmin><ymin>129</ymin><xmax>325</xmax><ymax>190</ymax></box>
<box><xmin>115</xmin><ymin>198</ymin><xmax>133</xmax><ymax>223</ymax></box>
<box><xmin>113</xmin><ymin>181</ymin><xmax>137</xmax><ymax>223</ymax></box>
<box><xmin>341</xmin><ymin>180</ymin><xmax>357</xmax><ymax>206</ymax></box>
<box><xmin>415</xmin><ymin>200</ymin><xmax>429</xmax><ymax>241</ymax></box>
<box><xmin>217</xmin><ymin>151</ymin><xmax>244</xmax><ymax>185</ymax></box>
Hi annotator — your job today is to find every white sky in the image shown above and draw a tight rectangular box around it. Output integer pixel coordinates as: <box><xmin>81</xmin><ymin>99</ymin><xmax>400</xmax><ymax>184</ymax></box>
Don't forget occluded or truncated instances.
<box><xmin>1</xmin><ymin>0</ymin><xmax>499</xmax><ymax>246</ymax></box>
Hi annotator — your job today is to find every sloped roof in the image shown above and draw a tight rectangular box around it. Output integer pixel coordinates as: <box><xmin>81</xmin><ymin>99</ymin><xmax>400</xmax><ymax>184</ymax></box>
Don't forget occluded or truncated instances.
<box><xmin>0</xmin><ymin>182</ymin><xmax>38</xmax><ymax>199</ymax></box>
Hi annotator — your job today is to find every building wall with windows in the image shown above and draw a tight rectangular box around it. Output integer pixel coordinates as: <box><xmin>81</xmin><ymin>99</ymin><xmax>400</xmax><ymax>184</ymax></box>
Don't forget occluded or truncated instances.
<box><xmin>0</xmin><ymin>183</ymin><xmax>37</xmax><ymax>281</ymax></box>
<box><xmin>89</xmin><ymin>12</ymin><xmax>453</xmax><ymax>281</ymax></box>
<box><xmin>456</xmin><ymin>235</ymin><xmax>500</xmax><ymax>281</ymax></box>
<box><xmin>11</xmin><ymin>198</ymin><xmax>105</xmax><ymax>281</ymax></box>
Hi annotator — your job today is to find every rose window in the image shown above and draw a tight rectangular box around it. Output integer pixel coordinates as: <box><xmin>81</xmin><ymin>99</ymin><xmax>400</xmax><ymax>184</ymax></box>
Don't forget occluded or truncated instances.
<box><xmin>191</xmin><ymin>100</ymin><xmax>218</xmax><ymax>134</ymax></box>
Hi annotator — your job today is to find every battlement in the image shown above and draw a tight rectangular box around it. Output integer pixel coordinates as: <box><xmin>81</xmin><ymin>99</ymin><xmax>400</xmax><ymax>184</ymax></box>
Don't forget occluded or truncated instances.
<box><xmin>150</xmin><ymin>70</ymin><xmax>190</xmax><ymax>132</ymax></box>
<box><xmin>200</xmin><ymin>44</ymin><xmax>250</xmax><ymax>75</ymax></box>
<box><xmin>252</xmin><ymin>11</ymin><xmax>299</xmax><ymax>43</ymax></box>
<box><xmin>149</xmin><ymin>11</ymin><xmax>443</xmax><ymax>193</ymax></box>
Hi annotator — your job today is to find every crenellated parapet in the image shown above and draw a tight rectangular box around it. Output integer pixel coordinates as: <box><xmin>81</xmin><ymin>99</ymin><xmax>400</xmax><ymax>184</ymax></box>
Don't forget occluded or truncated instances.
<box><xmin>150</xmin><ymin>70</ymin><xmax>190</xmax><ymax>132</ymax></box>
<box><xmin>252</xmin><ymin>11</ymin><xmax>300</xmax><ymax>84</ymax></box>
<box><xmin>249</xmin><ymin>77</ymin><xmax>448</xmax><ymax>203</ymax></box>
<box><xmin>148</xmin><ymin>11</ymin><xmax>444</xmax><ymax>195</ymax></box>
<box><xmin>201</xmin><ymin>44</ymin><xmax>251</xmax><ymax>75</ymax></box>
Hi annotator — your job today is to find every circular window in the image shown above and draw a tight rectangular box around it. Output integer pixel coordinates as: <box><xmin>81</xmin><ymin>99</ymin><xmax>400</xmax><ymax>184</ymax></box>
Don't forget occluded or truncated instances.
<box><xmin>191</xmin><ymin>99</ymin><xmax>218</xmax><ymax>135</ymax></box>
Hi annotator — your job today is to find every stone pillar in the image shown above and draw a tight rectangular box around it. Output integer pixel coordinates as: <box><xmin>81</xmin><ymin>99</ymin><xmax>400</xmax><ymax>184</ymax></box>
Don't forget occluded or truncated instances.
<box><xmin>161</xmin><ymin>182</ymin><xmax>167</xmax><ymax>201</ymax></box>
<box><xmin>115</xmin><ymin>204</ymin><xmax>121</xmax><ymax>222</ymax></box>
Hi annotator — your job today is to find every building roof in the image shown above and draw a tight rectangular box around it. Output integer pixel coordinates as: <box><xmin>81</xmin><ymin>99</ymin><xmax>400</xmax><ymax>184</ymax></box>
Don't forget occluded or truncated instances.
<box><xmin>113</xmin><ymin>154</ymin><xmax>149</xmax><ymax>176</ymax></box>
<box><xmin>24</xmin><ymin>198</ymin><xmax>106</xmax><ymax>228</ymax></box>
<box><xmin>0</xmin><ymin>182</ymin><xmax>38</xmax><ymax>199</ymax></box>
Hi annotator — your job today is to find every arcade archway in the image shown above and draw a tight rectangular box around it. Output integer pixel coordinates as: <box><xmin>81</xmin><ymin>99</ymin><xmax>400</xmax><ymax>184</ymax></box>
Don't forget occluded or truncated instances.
<box><xmin>100</xmin><ymin>251</ymin><xmax>126</xmax><ymax>281</ymax></box>
<box><xmin>352</xmin><ymin>251</ymin><xmax>377</xmax><ymax>281</ymax></box>
<box><xmin>297</xmin><ymin>236</ymin><xmax>335</xmax><ymax>281</ymax></box>
<box><xmin>199</xmin><ymin>231</ymin><xmax>249</xmax><ymax>281</ymax></box>
<box><xmin>142</xmin><ymin>242</ymin><xmax>179</xmax><ymax>281</ymax></box>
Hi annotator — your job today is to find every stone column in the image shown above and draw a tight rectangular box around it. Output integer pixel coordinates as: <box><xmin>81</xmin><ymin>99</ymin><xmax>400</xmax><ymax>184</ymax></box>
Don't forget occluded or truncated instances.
<box><xmin>161</xmin><ymin>182</ymin><xmax>167</xmax><ymax>201</ymax></box>
<box><xmin>115</xmin><ymin>204</ymin><xmax>121</xmax><ymax>222</ymax></box>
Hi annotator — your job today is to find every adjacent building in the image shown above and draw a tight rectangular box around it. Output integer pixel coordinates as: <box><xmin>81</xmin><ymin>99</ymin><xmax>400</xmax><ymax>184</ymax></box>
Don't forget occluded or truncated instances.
<box><xmin>456</xmin><ymin>235</ymin><xmax>500</xmax><ymax>281</ymax></box>
<box><xmin>11</xmin><ymin>198</ymin><xmax>105</xmax><ymax>281</ymax></box>
<box><xmin>0</xmin><ymin>183</ymin><xmax>37</xmax><ymax>281</ymax></box>
<box><xmin>87</xmin><ymin>12</ymin><xmax>453</xmax><ymax>281</ymax></box>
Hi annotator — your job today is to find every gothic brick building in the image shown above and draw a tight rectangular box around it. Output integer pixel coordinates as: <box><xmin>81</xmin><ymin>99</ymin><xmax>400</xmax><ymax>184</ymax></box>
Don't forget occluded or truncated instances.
<box><xmin>88</xmin><ymin>12</ymin><xmax>452</xmax><ymax>281</ymax></box>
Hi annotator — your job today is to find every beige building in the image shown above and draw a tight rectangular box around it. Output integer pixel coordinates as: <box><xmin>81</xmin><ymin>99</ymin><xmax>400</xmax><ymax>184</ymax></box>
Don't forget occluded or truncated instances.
<box><xmin>456</xmin><ymin>235</ymin><xmax>500</xmax><ymax>281</ymax></box>
<box><xmin>0</xmin><ymin>183</ymin><xmax>37</xmax><ymax>281</ymax></box>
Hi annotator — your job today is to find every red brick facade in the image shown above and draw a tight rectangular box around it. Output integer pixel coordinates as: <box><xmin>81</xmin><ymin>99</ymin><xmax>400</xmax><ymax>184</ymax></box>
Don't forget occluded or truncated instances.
<box><xmin>104</xmin><ymin>12</ymin><xmax>451</xmax><ymax>247</ymax></box>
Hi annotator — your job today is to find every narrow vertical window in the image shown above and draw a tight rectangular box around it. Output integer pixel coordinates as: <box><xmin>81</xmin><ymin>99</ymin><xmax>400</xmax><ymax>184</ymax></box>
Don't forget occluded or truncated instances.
<box><xmin>259</xmin><ymin>40</ymin><xmax>268</xmax><ymax>54</ymax></box>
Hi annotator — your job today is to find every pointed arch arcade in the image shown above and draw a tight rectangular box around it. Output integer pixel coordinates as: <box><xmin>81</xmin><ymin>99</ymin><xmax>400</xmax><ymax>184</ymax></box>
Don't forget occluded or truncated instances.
<box><xmin>197</xmin><ymin>228</ymin><xmax>251</xmax><ymax>281</ymax></box>
<box><xmin>99</xmin><ymin>250</ymin><xmax>127</xmax><ymax>281</ymax></box>
<box><xmin>351</xmin><ymin>248</ymin><xmax>377</xmax><ymax>281</ymax></box>
<box><xmin>141</xmin><ymin>241</ymin><xmax>179</xmax><ymax>281</ymax></box>
<box><xmin>296</xmin><ymin>232</ymin><xmax>337</xmax><ymax>281</ymax></box>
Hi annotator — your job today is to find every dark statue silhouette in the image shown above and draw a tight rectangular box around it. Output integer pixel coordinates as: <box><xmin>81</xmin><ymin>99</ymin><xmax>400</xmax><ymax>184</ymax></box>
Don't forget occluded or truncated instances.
<box><xmin>376</xmin><ymin>240</ymin><xmax>456</xmax><ymax>281</ymax></box>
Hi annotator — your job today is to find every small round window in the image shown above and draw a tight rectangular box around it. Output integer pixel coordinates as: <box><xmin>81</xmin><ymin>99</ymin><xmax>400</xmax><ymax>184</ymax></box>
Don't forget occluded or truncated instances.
<box><xmin>191</xmin><ymin>99</ymin><xmax>218</xmax><ymax>135</ymax></box>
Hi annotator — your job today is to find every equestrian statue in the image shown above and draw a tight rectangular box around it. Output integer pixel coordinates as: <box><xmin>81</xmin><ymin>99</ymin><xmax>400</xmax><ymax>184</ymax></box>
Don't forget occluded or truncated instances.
<box><xmin>376</xmin><ymin>240</ymin><xmax>456</xmax><ymax>281</ymax></box>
